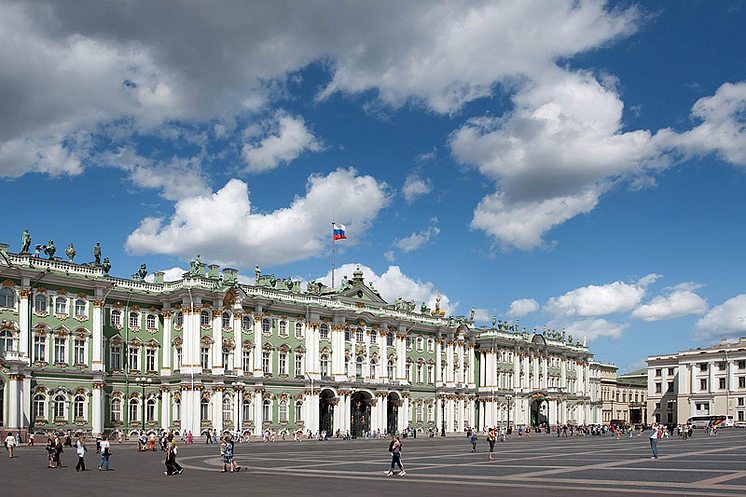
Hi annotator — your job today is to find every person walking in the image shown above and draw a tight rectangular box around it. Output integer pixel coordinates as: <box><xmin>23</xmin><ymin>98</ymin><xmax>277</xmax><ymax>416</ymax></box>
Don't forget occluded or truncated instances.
<box><xmin>75</xmin><ymin>435</ymin><xmax>87</xmax><ymax>472</ymax></box>
<box><xmin>487</xmin><ymin>428</ymin><xmax>496</xmax><ymax>460</ymax></box>
<box><xmin>99</xmin><ymin>434</ymin><xmax>111</xmax><ymax>471</ymax></box>
<box><xmin>28</xmin><ymin>432</ymin><xmax>35</xmax><ymax>446</ymax></box>
<box><xmin>470</xmin><ymin>431</ymin><xmax>478</xmax><ymax>453</ymax></box>
<box><xmin>220</xmin><ymin>435</ymin><xmax>236</xmax><ymax>473</ymax></box>
<box><xmin>5</xmin><ymin>431</ymin><xmax>17</xmax><ymax>458</ymax></box>
<box><xmin>649</xmin><ymin>423</ymin><xmax>661</xmax><ymax>460</ymax></box>
<box><xmin>54</xmin><ymin>432</ymin><xmax>64</xmax><ymax>467</ymax></box>
<box><xmin>385</xmin><ymin>436</ymin><xmax>406</xmax><ymax>477</ymax></box>
<box><xmin>164</xmin><ymin>434</ymin><xmax>183</xmax><ymax>476</ymax></box>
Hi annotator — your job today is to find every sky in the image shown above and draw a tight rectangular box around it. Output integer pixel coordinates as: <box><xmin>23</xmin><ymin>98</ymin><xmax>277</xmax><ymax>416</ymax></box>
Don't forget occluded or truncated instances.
<box><xmin>1</xmin><ymin>1</ymin><xmax>745</xmax><ymax>373</ymax></box>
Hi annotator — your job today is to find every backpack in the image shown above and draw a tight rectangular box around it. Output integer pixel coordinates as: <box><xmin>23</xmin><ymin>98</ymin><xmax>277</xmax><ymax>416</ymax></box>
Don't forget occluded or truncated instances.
<box><xmin>388</xmin><ymin>440</ymin><xmax>395</xmax><ymax>452</ymax></box>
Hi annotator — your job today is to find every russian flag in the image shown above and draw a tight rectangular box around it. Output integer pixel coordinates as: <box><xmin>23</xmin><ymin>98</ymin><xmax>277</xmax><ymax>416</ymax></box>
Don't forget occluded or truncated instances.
<box><xmin>333</xmin><ymin>223</ymin><xmax>347</xmax><ymax>240</ymax></box>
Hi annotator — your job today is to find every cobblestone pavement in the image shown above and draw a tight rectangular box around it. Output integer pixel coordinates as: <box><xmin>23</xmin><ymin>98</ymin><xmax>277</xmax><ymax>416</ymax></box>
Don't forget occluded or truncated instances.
<box><xmin>2</xmin><ymin>430</ymin><xmax>745</xmax><ymax>496</ymax></box>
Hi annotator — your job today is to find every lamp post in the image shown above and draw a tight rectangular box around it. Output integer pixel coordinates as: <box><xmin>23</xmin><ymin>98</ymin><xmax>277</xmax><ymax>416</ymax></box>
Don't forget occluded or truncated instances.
<box><xmin>135</xmin><ymin>377</ymin><xmax>152</xmax><ymax>434</ymax></box>
<box><xmin>506</xmin><ymin>394</ymin><xmax>512</xmax><ymax>432</ymax></box>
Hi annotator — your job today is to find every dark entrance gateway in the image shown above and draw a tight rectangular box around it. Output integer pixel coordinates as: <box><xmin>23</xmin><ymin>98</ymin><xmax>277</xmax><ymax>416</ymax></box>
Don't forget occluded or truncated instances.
<box><xmin>350</xmin><ymin>391</ymin><xmax>372</xmax><ymax>438</ymax></box>
<box><xmin>530</xmin><ymin>397</ymin><xmax>548</xmax><ymax>427</ymax></box>
<box><xmin>387</xmin><ymin>392</ymin><xmax>400</xmax><ymax>435</ymax></box>
<box><xmin>319</xmin><ymin>389</ymin><xmax>335</xmax><ymax>435</ymax></box>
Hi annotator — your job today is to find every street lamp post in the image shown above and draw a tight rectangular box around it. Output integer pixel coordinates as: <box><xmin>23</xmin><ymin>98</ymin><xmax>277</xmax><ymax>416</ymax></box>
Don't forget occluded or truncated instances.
<box><xmin>135</xmin><ymin>377</ymin><xmax>152</xmax><ymax>434</ymax></box>
<box><xmin>506</xmin><ymin>394</ymin><xmax>512</xmax><ymax>433</ymax></box>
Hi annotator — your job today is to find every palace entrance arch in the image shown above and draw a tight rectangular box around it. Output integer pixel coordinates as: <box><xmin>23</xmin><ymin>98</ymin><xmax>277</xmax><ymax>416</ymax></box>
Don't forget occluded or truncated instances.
<box><xmin>319</xmin><ymin>389</ymin><xmax>335</xmax><ymax>435</ymax></box>
<box><xmin>350</xmin><ymin>391</ymin><xmax>372</xmax><ymax>438</ymax></box>
<box><xmin>530</xmin><ymin>397</ymin><xmax>548</xmax><ymax>427</ymax></box>
<box><xmin>387</xmin><ymin>392</ymin><xmax>400</xmax><ymax>435</ymax></box>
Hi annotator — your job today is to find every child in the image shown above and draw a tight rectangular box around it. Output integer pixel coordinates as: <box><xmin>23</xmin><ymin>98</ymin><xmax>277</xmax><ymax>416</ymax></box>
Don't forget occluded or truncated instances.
<box><xmin>470</xmin><ymin>431</ymin><xmax>478</xmax><ymax>452</ymax></box>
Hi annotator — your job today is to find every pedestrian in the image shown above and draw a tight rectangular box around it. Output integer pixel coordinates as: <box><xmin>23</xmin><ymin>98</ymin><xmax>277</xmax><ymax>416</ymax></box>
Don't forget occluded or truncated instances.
<box><xmin>99</xmin><ymin>434</ymin><xmax>111</xmax><ymax>471</ymax></box>
<box><xmin>75</xmin><ymin>434</ymin><xmax>87</xmax><ymax>472</ymax></box>
<box><xmin>46</xmin><ymin>435</ymin><xmax>57</xmax><ymax>468</ymax></box>
<box><xmin>187</xmin><ymin>431</ymin><xmax>193</xmax><ymax>444</ymax></box>
<box><xmin>54</xmin><ymin>433</ymin><xmax>64</xmax><ymax>467</ymax></box>
<box><xmin>487</xmin><ymin>428</ymin><xmax>496</xmax><ymax>460</ymax></box>
<box><xmin>649</xmin><ymin>423</ymin><xmax>661</xmax><ymax>460</ymax></box>
<box><xmin>221</xmin><ymin>435</ymin><xmax>235</xmax><ymax>473</ymax></box>
<box><xmin>385</xmin><ymin>436</ymin><xmax>406</xmax><ymax>477</ymax></box>
<box><xmin>28</xmin><ymin>432</ymin><xmax>35</xmax><ymax>446</ymax></box>
<box><xmin>164</xmin><ymin>434</ymin><xmax>183</xmax><ymax>476</ymax></box>
<box><xmin>470</xmin><ymin>431</ymin><xmax>478</xmax><ymax>452</ymax></box>
<box><xmin>5</xmin><ymin>431</ymin><xmax>17</xmax><ymax>458</ymax></box>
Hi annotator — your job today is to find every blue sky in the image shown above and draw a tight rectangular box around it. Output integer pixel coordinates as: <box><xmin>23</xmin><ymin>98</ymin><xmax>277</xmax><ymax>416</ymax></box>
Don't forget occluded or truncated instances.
<box><xmin>2</xmin><ymin>1</ymin><xmax>745</xmax><ymax>372</ymax></box>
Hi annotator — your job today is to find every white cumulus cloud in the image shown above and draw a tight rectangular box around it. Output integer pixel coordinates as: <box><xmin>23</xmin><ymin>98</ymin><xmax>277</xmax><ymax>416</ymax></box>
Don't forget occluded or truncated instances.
<box><xmin>393</xmin><ymin>220</ymin><xmax>440</xmax><ymax>252</ymax></box>
<box><xmin>125</xmin><ymin>167</ymin><xmax>390</xmax><ymax>267</ymax></box>
<box><xmin>144</xmin><ymin>267</ymin><xmax>187</xmax><ymax>282</ymax></box>
<box><xmin>545</xmin><ymin>274</ymin><xmax>659</xmax><ymax>318</ymax></box>
<box><xmin>564</xmin><ymin>318</ymin><xmax>628</xmax><ymax>343</ymax></box>
<box><xmin>402</xmin><ymin>174</ymin><xmax>433</xmax><ymax>204</ymax></box>
<box><xmin>241</xmin><ymin>111</ymin><xmax>322</xmax><ymax>173</ymax></box>
<box><xmin>631</xmin><ymin>284</ymin><xmax>708</xmax><ymax>322</ymax></box>
<box><xmin>694</xmin><ymin>294</ymin><xmax>746</xmax><ymax>341</ymax></box>
<box><xmin>505</xmin><ymin>298</ymin><xmax>540</xmax><ymax>318</ymax></box>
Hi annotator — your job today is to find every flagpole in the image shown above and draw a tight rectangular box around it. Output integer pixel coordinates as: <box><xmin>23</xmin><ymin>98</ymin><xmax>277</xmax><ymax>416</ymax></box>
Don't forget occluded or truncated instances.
<box><xmin>332</xmin><ymin>221</ymin><xmax>336</xmax><ymax>290</ymax></box>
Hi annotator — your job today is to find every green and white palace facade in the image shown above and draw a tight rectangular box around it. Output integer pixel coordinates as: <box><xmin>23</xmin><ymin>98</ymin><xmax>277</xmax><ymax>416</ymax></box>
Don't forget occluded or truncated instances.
<box><xmin>0</xmin><ymin>241</ymin><xmax>601</xmax><ymax>439</ymax></box>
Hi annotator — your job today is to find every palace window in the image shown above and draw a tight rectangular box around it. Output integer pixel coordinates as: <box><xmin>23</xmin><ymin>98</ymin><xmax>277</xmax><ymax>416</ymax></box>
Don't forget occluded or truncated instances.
<box><xmin>427</xmin><ymin>403</ymin><xmax>434</xmax><ymax>422</ymax></box>
<box><xmin>222</xmin><ymin>312</ymin><xmax>231</xmax><ymax>329</ymax></box>
<box><xmin>427</xmin><ymin>364</ymin><xmax>434</xmax><ymax>384</ymax></box>
<box><xmin>406</xmin><ymin>337</ymin><xmax>412</xmax><ymax>349</ymax></box>
<box><xmin>111</xmin><ymin>345</ymin><xmax>122</xmax><ymax>370</ymax></box>
<box><xmin>700</xmin><ymin>379</ymin><xmax>708</xmax><ymax>391</ymax></box>
<box><xmin>111</xmin><ymin>309</ymin><xmax>121</xmax><ymax>327</ymax></box>
<box><xmin>128</xmin><ymin>346</ymin><xmax>139</xmax><ymax>371</ymax></box>
<box><xmin>720</xmin><ymin>378</ymin><xmax>726</xmax><ymax>390</ymax></box>
<box><xmin>321</xmin><ymin>353</ymin><xmax>330</xmax><ymax>377</ymax></box>
<box><xmin>295</xmin><ymin>353</ymin><xmax>304</xmax><ymax>376</ymax></box>
<box><xmin>111</xmin><ymin>398</ymin><xmax>122</xmax><ymax>422</ymax></box>
<box><xmin>175</xmin><ymin>311</ymin><xmax>184</xmax><ymax>328</ymax></box>
<box><xmin>53</xmin><ymin>394</ymin><xmax>66</xmax><ymax>419</ymax></box>
<box><xmin>406</xmin><ymin>362</ymin><xmax>412</xmax><ymax>382</ymax></box>
<box><xmin>146</xmin><ymin>348</ymin><xmax>156</xmax><ymax>371</ymax></box>
<box><xmin>147</xmin><ymin>398</ymin><xmax>157</xmax><ymax>421</ymax></box>
<box><xmin>388</xmin><ymin>360</ymin><xmax>395</xmax><ymax>381</ymax></box>
<box><xmin>33</xmin><ymin>394</ymin><xmax>46</xmax><ymax>419</ymax></box>
<box><xmin>320</xmin><ymin>323</ymin><xmax>329</xmax><ymax>340</ymax></box>
<box><xmin>223</xmin><ymin>397</ymin><xmax>233</xmax><ymax>423</ymax></box>
<box><xmin>295</xmin><ymin>322</ymin><xmax>303</xmax><ymax>338</ymax></box>
<box><xmin>242</xmin><ymin>348</ymin><xmax>252</xmax><ymax>373</ymax></box>
<box><xmin>279</xmin><ymin>400</ymin><xmax>288</xmax><ymax>423</ymax></box>
<box><xmin>427</xmin><ymin>338</ymin><xmax>434</xmax><ymax>352</ymax></box>
<box><xmin>74</xmin><ymin>299</ymin><xmax>86</xmax><ymax>317</ymax></box>
<box><xmin>200</xmin><ymin>398</ymin><xmax>210</xmax><ymax>421</ymax></box>
<box><xmin>242</xmin><ymin>399</ymin><xmax>252</xmax><ymax>422</ymax></box>
<box><xmin>344</xmin><ymin>328</ymin><xmax>350</xmax><ymax>341</ymax></box>
<box><xmin>200</xmin><ymin>311</ymin><xmax>210</xmax><ymax>327</ymax></box>
<box><xmin>73</xmin><ymin>338</ymin><xmax>85</xmax><ymax>365</ymax></box>
<box><xmin>262</xmin><ymin>319</ymin><xmax>271</xmax><ymax>334</ymax></box>
<box><xmin>370</xmin><ymin>358</ymin><xmax>378</xmax><ymax>379</ymax></box>
<box><xmin>416</xmin><ymin>403</ymin><xmax>423</xmax><ymax>423</ymax></box>
<box><xmin>73</xmin><ymin>395</ymin><xmax>85</xmax><ymax>419</ymax></box>
<box><xmin>0</xmin><ymin>287</ymin><xmax>15</xmax><ymax>308</ymax></box>
<box><xmin>416</xmin><ymin>363</ymin><xmax>423</xmax><ymax>384</ymax></box>
<box><xmin>279</xmin><ymin>321</ymin><xmax>287</xmax><ymax>337</ymax></box>
<box><xmin>356</xmin><ymin>328</ymin><xmax>364</xmax><ymax>342</ymax></box>
<box><xmin>55</xmin><ymin>297</ymin><xmax>67</xmax><ymax>315</ymax></box>
<box><xmin>739</xmin><ymin>361</ymin><xmax>746</xmax><ymax>370</ymax></box>
<box><xmin>416</xmin><ymin>337</ymin><xmax>423</xmax><ymax>351</ymax></box>
<box><xmin>387</xmin><ymin>333</ymin><xmax>394</xmax><ymax>347</ymax></box>
<box><xmin>242</xmin><ymin>315</ymin><xmax>251</xmax><ymax>331</ymax></box>
<box><xmin>129</xmin><ymin>398</ymin><xmax>140</xmax><ymax>422</ymax></box>
<box><xmin>279</xmin><ymin>352</ymin><xmax>288</xmax><ymax>375</ymax></box>
<box><xmin>146</xmin><ymin>314</ymin><xmax>157</xmax><ymax>330</ymax></box>
<box><xmin>356</xmin><ymin>356</ymin><xmax>363</xmax><ymax>379</ymax></box>
<box><xmin>201</xmin><ymin>346</ymin><xmax>210</xmax><ymax>369</ymax></box>
<box><xmin>34</xmin><ymin>335</ymin><xmax>46</xmax><ymax>362</ymax></box>
<box><xmin>262</xmin><ymin>351</ymin><xmax>271</xmax><ymax>374</ymax></box>
<box><xmin>174</xmin><ymin>397</ymin><xmax>181</xmax><ymax>422</ymax></box>
<box><xmin>345</xmin><ymin>355</ymin><xmax>350</xmax><ymax>376</ymax></box>
<box><xmin>34</xmin><ymin>294</ymin><xmax>47</xmax><ymax>313</ymax></box>
<box><xmin>295</xmin><ymin>400</ymin><xmax>303</xmax><ymax>422</ymax></box>
<box><xmin>54</xmin><ymin>337</ymin><xmax>66</xmax><ymax>363</ymax></box>
<box><xmin>0</xmin><ymin>330</ymin><xmax>15</xmax><ymax>353</ymax></box>
<box><xmin>175</xmin><ymin>347</ymin><xmax>182</xmax><ymax>370</ymax></box>
<box><xmin>262</xmin><ymin>399</ymin><xmax>272</xmax><ymax>422</ymax></box>
<box><xmin>129</xmin><ymin>312</ymin><xmax>139</xmax><ymax>328</ymax></box>
<box><xmin>700</xmin><ymin>363</ymin><xmax>708</xmax><ymax>372</ymax></box>
<box><xmin>739</xmin><ymin>377</ymin><xmax>745</xmax><ymax>389</ymax></box>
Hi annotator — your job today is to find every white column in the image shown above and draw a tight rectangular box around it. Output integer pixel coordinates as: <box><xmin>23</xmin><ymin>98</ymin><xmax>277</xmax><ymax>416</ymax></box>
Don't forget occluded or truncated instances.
<box><xmin>160</xmin><ymin>388</ymin><xmax>171</xmax><ymax>430</ymax></box>
<box><xmin>542</xmin><ymin>356</ymin><xmax>548</xmax><ymax>390</ymax></box>
<box><xmin>446</xmin><ymin>341</ymin><xmax>455</xmax><ymax>387</ymax></box>
<box><xmin>377</xmin><ymin>331</ymin><xmax>387</xmax><ymax>382</ymax></box>
<box><xmin>91</xmin><ymin>299</ymin><xmax>104</xmax><ymax>371</ymax></box>
<box><xmin>343</xmin><ymin>393</ymin><xmax>351</xmax><ymax>433</ymax></box>
<box><xmin>212</xmin><ymin>310</ymin><xmax>222</xmax><ymax>373</ymax></box>
<box><xmin>18</xmin><ymin>291</ymin><xmax>30</xmax><ymax>361</ymax></box>
<box><xmin>435</xmin><ymin>339</ymin><xmax>443</xmax><ymax>386</ymax></box>
<box><xmin>379</xmin><ymin>395</ymin><xmax>388</xmax><ymax>433</ymax></box>
<box><xmin>436</xmin><ymin>396</ymin><xmax>443</xmax><ymax>432</ymax></box>
<box><xmin>7</xmin><ymin>373</ymin><xmax>20</xmax><ymax>429</ymax></box>
<box><xmin>253</xmin><ymin>315</ymin><xmax>264</xmax><ymax>378</ymax></box>
<box><xmin>331</xmin><ymin>324</ymin><xmax>345</xmax><ymax>378</ymax></box>
<box><xmin>213</xmin><ymin>388</ymin><xmax>223</xmax><ymax>434</ymax></box>
<box><xmin>396</xmin><ymin>333</ymin><xmax>406</xmax><ymax>384</ymax></box>
<box><xmin>468</xmin><ymin>345</ymin><xmax>476</xmax><ymax>388</ymax></box>
<box><xmin>161</xmin><ymin>310</ymin><xmax>172</xmax><ymax>375</ymax></box>
<box><xmin>457</xmin><ymin>343</ymin><xmax>464</xmax><ymax>385</ymax></box>
<box><xmin>708</xmin><ymin>361</ymin><xmax>715</xmax><ymax>393</ymax></box>
<box><xmin>400</xmin><ymin>395</ymin><xmax>410</xmax><ymax>432</ymax></box>
<box><xmin>479</xmin><ymin>352</ymin><xmax>486</xmax><ymax>392</ymax></box>
<box><xmin>561</xmin><ymin>358</ymin><xmax>567</xmax><ymax>389</ymax></box>
<box><xmin>232</xmin><ymin>308</ymin><xmax>242</xmax><ymax>374</ymax></box>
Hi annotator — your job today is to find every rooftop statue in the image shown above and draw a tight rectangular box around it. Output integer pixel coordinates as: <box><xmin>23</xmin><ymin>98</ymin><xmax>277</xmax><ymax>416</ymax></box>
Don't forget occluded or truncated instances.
<box><xmin>20</xmin><ymin>229</ymin><xmax>31</xmax><ymax>254</ymax></box>
<box><xmin>469</xmin><ymin>306</ymin><xmax>475</xmax><ymax>322</ymax></box>
<box><xmin>138</xmin><ymin>263</ymin><xmax>148</xmax><ymax>280</ymax></box>
<box><xmin>492</xmin><ymin>316</ymin><xmax>497</xmax><ymax>328</ymax></box>
<box><xmin>33</xmin><ymin>244</ymin><xmax>42</xmax><ymax>257</ymax></box>
<box><xmin>44</xmin><ymin>240</ymin><xmax>56</xmax><ymax>259</ymax></box>
<box><xmin>93</xmin><ymin>242</ymin><xmax>101</xmax><ymax>264</ymax></box>
<box><xmin>102</xmin><ymin>258</ymin><xmax>111</xmax><ymax>275</ymax></box>
<box><xmin>254</xmin><ymin>265</ymin><xmax>261</xmax><ymax>283</ymax></box>
<box><xmin>65</xmin><ymin>243</ymin><xmax>76</xmax><ymax>262</ymax></box>
<box><xmin>420</xmin><ymin>302</ymin><xmax>429</xmax><ymax>314</ymax></box>
<box><xmin>339</xmin><ymin>275</ymin><xmax>352</xmax><ymax>291</ymax></box>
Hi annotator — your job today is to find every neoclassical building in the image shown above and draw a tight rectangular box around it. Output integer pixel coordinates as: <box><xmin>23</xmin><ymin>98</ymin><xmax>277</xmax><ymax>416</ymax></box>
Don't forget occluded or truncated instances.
<box><xmin>0</xmin><ymin>240</ymin><xmax>600</xmax><ymax>439</ymax></box>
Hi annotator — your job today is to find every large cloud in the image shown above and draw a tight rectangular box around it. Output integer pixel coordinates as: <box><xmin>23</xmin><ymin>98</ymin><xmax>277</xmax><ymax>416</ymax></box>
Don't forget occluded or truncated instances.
<box><xmin>314</xmin><ymin>263</ymin><xmax>456</xmax><ymax>316</ymax></box>
<box><xmin>545</xmin><ymin>274</ymin><xmax>660</xmax><ymax>318</ymax></box>
<box><xmin>505</xmin><ymin>298</ymin><xmax>540</xmax><ymax>318</ymax></box>
<box><xmin>241</xmin><ymin>111</ymin><xmax>322</xmax><ymax>173</ymax></box>
<box><xmin>631</xmin><ymin>283</ymin><xmax>708</xmax><ymax>322</ymax></box>
<box><xmin>693</xmin><ymin>295</ymin><xmax>746</xmax><ymax>341</ymax></box>
<box><xmin>125</xmin><ymin>167</ymin><xmax>390</xmax><ymax>267</ymax></box>
<box><xmin>0</xmin><ymin>0</ymin><xmax>640</xmax><ymax>177</ymax></box>
<box><xmin>564</xmin><ymin>318</ymin><xmax>628</xmax><ymax>343</ymax></box>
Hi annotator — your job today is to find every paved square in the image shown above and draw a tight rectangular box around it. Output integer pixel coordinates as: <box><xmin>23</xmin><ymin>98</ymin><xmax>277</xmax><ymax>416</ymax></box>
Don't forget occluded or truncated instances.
<box><xmin>2</xmin><ymin>430</ymin><xmax>745</xmax><ymax>496</ymax></box>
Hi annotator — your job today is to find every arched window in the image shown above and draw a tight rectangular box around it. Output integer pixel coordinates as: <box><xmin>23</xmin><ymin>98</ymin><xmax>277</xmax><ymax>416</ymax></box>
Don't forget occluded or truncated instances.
<box><xmin>223</xmin><ymin>396</ymin><xmax>233</xmax><ymax>423</ymax></box>
<box><xmin>173</xmin><ymin>397</ymin><xmax>181</xmax><ymax>422</ymax></box>
<box><xmin>129</xmin><ymin>311</ymin><xmax>139</xmax><ymax>328</ymax></box>
<box><xmin>200</xmin><ymin>310</ymin><xmax>210</xmax><ymax>327</ymax></box>
<box><xmin>242</xmin><ymin>399</ymin><xmax>252</xmax><ymax>422</ymax></box>
<box><xmin>319</xmin><ymin>323</ymin><xmax>329</xmax><ymax>339</ymax></box>
<box><xmin>262</xmin><ymin>398</ymin><xmax>272</xmax><ymax>422</ymax></box>
<box><xmin>370</xmin><ymin>358</ymin><xmax>378</xmax><ymax>380</ymax></box>
<box><xmin>54</xmin><ymin>394</ymin><xmax>66</xmax><ymax>419</ymax></box>
<box><xmin>55</xmin><ymin>297</ymin><xmax>67</xmax><ymax>315</ymax></box>
<box><xmin>428</xmin><ymin>403</ymin><xmax>434</xmax><ymax>422</ymax></box>
<box><xmin>0</xmin><ymin>287</ymin><xmax>15</xmax><ymax>309</ymax></box>
<box><xmin>262</xmin><ymin>319</ymin><xmax>271</xmax><ymax>334</ymax></box>
<box><xmin>111</xmin><ymin>309</ymin><xmax>121</xmax><ymax>326</ymax></box>
<box><xmin>201</xmin><ymin>344</ymin><xmax>210</xmax><ymax>369</ymax></box>
<box><xmin>34</xmin><ymin>294</ymin><xmax>47</xmax><ymax>313</ymax></box>
<box><xmin>279</xmin><ymin>321</ymin><xmax>287</xmax><ymax>336</ymax></box>
<box><xmin>294</xmin><ymin>400</ymin><xmax>303</xmax><ymax>422</ymax></box>
<box><xmin>295</xmin><ymin>322</ymin><xmax>303</xmax><ymax>338</ymax></box>
<box><xmin>356</xmin><ymin>356</ymin><xmax>363</xmax><ymax>379</ymax></box>
<box><xmin>345</xmin><ymin>355</ymin><xmax>350</xmax><ymax>376</ymax></box>
<box><xmin>242</xmin><ymin>315</ymin><xmax>251</xmax><ymax>331</ymax></box>
<box><xmin>387</xmin><ymin>360</ymin><xmax>395</xmax><ymax>381</ymax></box>
<box><xmin>129</xmin><ymin>398</ymin><xmax>140</xmax><ymax>422</ymax></box>
<box><xmin>200</xmin><ymin>397</ymin><xmax>210</xmax><ymax>421</ymax></box>
<box><xmin>416</xmin><ymin>337</ymin><xmax>423</xmax><ymax>351</ymax></box>
<box><xmin>355</xmin><ymin>328</ymin><xmax>364</xmax><ymax>342</ymax></box>
<box><xmin>416</xmin><ymin>362</ymin><xmax>423</xmax><ymax>383</ymax></box>
<box><xmin>174</xmin><ymin>311</ymin><xmax>184</xmax><ymax>327</ymax></box>
<box><xmin>0</xmin><ymin>330</ymin><xmax>14</xmax><ymax>353</ymax></box>
<box><xmin>74</xmin><ymin>299</ymin><xmax>86</xmax><ymax>317</ymax></box>
<box><xmin>74</xmin><ymin>395</ymin><xmax>85</xmax><ymax>419</ymax></box>
<box><xmin>222</xmin><ymin>312</ymin><xmax>231</xmax><ymax>329</ymax></box>
<box><xmin>386</xmin><ymin>333</ymin><xmax>394</xmax><ymax>347</ymax></box>
<box><xmin>146</xmin><ymin>398</ymin><xmax>157</xmax><ymax>421</ymax></box>
<box><xmin>111</xmin><ymin>398</ymin><xmax>122</xmax><ymax>422</ymax></box>
<box><xmin>279</xmin><ymin>399</ymin><xmax>288</xmax><ymax>423</ymax></box>
<box><xmin>146</xmin><ymin>314</ymin><xmax>157</xmax><ymax>330</ymax></box>
<box><xmin>320</xmin><ymin>353</ymin><xmax>329</xmax><ymax>377</ymax></box>
<box><xmin>33</xmin><ymin>394</ymin><xmax>46</xmax><ymax>419</ymax></box>
<box><xmin>416</xmin><ymin>403</ymin><xmax>423</xmax><ymax>423</ymax></box>
<box><xmin>344</xmin><ymin>328</ymin><xmax>350</xmax><ymax>341</ymax></box>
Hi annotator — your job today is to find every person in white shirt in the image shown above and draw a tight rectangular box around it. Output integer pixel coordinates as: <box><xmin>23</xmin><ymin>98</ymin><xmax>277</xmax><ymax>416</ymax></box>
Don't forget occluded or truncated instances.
<box><xmin>5</xmin><ymin>432</ymin><xmax>17</xmax><ymax>458</ymax></box>
<box><xmin>649</xmin><ymin>423</ymin><xmax>662</xmax><ymax>460</ymax></box>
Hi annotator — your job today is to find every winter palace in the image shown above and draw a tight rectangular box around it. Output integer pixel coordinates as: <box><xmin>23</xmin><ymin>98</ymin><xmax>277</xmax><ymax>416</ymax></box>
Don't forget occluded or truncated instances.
<box><xmin>0</xmin><ymin>238</ymin><xmax>601</xmax><ymax>440</ymax></box>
